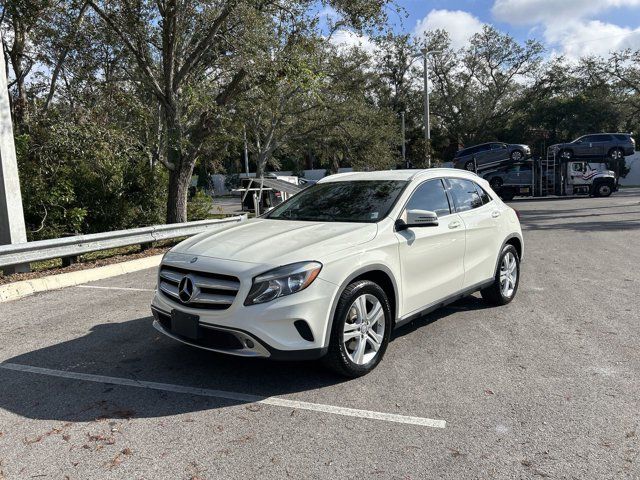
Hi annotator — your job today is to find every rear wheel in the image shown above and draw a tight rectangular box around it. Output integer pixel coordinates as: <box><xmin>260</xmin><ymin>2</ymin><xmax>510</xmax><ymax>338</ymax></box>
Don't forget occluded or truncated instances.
<box><xmin>510</xmin><ymin>150</ymin><xmax>524</xmax><ymax>161</ymax></box>
<box><xmin>481</xmin><ymin>245</ymin><xmax>520</xmax><ymax>306</ymax></box>
<box><xmin>559</xmin><ymin>149</ymin><xmax>573</xmax><ymax>160</ymax></box>
<box><xmin>489</xmin><ymin>177</ymin><xmax>503</xmax><ymax>190</ymax></box>
<box><xmin>500</xmin><ymin>188</ymin><xmax>515</xmax><ymax>201</ymax></box>
<box><xmin>323</xmin><ymin>280</ymin><xmax>392</xmax><ymax>377</ymax></box>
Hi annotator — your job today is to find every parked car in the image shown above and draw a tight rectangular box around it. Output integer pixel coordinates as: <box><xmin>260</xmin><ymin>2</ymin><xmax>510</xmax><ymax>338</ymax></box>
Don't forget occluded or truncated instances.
<box><xmin>151</xmin><ymin>169</ymin><xmax>523</xmax><ymax>377</ymax></box>
<box><xmin>548</xmin><ymin>133</ymin><xmax>635</xmax><ymax>160</ymax></box>
<box><xmin>454</xmin><ymin>142</ymin><xmax>531</xmax><ymax>171</ymax></box>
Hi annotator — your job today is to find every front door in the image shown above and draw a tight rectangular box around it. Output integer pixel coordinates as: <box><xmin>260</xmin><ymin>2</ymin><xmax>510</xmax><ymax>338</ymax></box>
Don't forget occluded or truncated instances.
<box><xmin>395</xmin><ymin>179</ymin><xmax>466</xmax><ymax>316</ymax></box>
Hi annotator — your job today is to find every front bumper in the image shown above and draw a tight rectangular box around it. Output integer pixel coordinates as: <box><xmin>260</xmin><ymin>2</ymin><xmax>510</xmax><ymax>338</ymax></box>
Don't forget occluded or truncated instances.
<box><xmin>151</xmin><ymin>308</ymin><xmax>326</xmax><ymax>360</ymax></box>
<box><xmin>151</xmin><ymin>253</ymin><xmax>339</xmax><ymax>359</ymax></box>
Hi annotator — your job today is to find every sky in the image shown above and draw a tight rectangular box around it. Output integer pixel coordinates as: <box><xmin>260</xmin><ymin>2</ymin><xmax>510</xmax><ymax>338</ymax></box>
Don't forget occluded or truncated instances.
<box><xmin>328</xmin><ymin>0</ymin><xmax>640</xmax><ymax>59</ymax></box>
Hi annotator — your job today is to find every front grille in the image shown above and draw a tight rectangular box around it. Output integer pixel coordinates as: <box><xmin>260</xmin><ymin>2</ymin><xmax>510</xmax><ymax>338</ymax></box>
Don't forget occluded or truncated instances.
<box><xmin>158</xmin><ymin>265</ymin><xmax>240</xmax><ymax>310</ymax></box>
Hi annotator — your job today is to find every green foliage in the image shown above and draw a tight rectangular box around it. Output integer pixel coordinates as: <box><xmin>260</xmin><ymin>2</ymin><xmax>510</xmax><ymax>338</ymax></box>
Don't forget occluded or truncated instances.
<box><xmin>187</xmin><ymin>190</ymin><xmax>214</xmax><ymax>221</ymax></box>
<box><xmin>17</xmin><ymin>114</ymin><xmax>166</xmax><ymax>240</ymax></box>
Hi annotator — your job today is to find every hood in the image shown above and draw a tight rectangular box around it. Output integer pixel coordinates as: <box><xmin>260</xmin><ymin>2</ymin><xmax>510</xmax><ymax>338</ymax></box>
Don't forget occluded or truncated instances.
<box><xmin>172</xmin><ymin>218</ymin><xmax>378</xmax><ymax>266</ymax></box>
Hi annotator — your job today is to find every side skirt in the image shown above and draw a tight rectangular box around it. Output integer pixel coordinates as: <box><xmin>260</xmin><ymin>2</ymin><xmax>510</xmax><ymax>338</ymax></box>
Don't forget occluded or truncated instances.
<box><xmin>394</xmin><ymin>279</ymin><xmax>494</xmax><ymax>329</ymax></box>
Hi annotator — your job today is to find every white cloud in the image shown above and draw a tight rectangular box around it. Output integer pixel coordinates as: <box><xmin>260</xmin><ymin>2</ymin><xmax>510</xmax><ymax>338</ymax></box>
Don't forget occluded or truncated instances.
<box><xmin>414</xmin><ymin>10</ymin><xmax>484</xmax><ymax>50</ymax></box>
<box><xmin>492</xmin><ymin>0</ymin><xmax>640</xmax><ymax>59</ymax></box>
<box><xmin>329</xmin><ymin>29</ymin><xmax>377</xmax><ymax>55</ymax></box>
<box><xmin>492</xmin><ymin>0</ymin><xmax>640</xmax><ymax>25</ymax></box>
<box><xmin>547</xmin><ymin>20</ymin><xmax>640</xmax><ymax>59</ymax></box>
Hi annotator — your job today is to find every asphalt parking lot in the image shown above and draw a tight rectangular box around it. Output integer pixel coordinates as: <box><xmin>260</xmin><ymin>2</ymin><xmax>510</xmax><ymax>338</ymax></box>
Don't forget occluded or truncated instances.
<box><xmin>1</xmin><ymin>189</ymin><xmax>639</xmax><ymax>479</ymax></box>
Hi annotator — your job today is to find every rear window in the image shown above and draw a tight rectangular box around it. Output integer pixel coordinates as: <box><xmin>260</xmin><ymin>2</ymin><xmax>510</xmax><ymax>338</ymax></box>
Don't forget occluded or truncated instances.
<box><xmin>447</xmin><ymin>178</ymin><xmax>484</xmax><ymax>212</ymax></box>
<box><xmin>614</xmin><ymin>134</ymin><xmax>630</xmax><ymax>141</ymax></box>
<box><xmin>592</xmin><ymin>134</ymin><xmax>612</xmax><ymax>142</ymax></box>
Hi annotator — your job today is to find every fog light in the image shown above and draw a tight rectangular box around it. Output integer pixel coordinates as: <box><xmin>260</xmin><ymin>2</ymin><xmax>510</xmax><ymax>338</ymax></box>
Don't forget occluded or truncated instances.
<box><xmin>245</xmin><ymin>339</ymin><xmax>255</xmax><ymax>349</ymax></box>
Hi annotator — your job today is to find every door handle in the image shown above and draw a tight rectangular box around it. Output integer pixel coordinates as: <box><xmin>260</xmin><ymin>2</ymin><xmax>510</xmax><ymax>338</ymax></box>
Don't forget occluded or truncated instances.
<box><xmin>448</xmin><ymin>221</ymin><xmax>461</xmax><ymax>229</ymax></box>
<box><xmin>491</xmin><ymin>211</ymin><xmax>501</xmax><ymax>218</ymax></box>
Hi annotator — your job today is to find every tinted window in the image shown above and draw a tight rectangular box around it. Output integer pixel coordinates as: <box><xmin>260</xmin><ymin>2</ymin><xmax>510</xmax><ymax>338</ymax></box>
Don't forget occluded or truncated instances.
<box><xmin>405</xmin><ymin>179</ymin><xmax>451</xmax><ymax>217</ymax></box>
<box><xmin>447</xmin><ymin>178</ymin><xmax>484</xmax><ymax>212</ymax></box>
<box><xmin>592</xmin><ymin>134</ymin><xmax>611</xmax><ymax>142</ymax></box>
<box><xmin>614</xmin><ymin>134</ymin><xmax>630</xmax><ymax>141</ymax></box>
<box><xmin>474</xmin><ymin>183</ymin><xmax>493</xmax><ymax>205</ymax></box>
<box><xmin>478</xmin><ymin>144</ymin><xmax>491</xmax><ymax>152</ymax></box>
<box><xmin>266</xmin><ymin>180</ymin><xmax>406</xmax><ymax>223</ymax></box>
<box><xmin>491</xmin><ymin>143</ymin><xmax>506</xmax><ymax>150</ymax></box>
<box><xmin>461</xmin><ymin>146</ymin><xmax>478</xmax><ymax>156</ymax></box>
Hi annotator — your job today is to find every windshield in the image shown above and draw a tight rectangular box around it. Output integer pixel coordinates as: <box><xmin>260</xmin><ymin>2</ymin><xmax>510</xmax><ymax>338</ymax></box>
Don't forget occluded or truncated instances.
<box><xmin>265</xmin><ymin>180</ymin><xmax>407</xmax><ymax>223</ymax></box>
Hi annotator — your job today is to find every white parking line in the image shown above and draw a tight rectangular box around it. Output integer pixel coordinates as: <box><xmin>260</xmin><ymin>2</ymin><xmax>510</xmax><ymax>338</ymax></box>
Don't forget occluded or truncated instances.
<box><xmin>0</xmin><ymin>362</ymin><xmax>446</xmax><ymax>429</ymax></box>
<box><xmin>76</xmin><ymin>285</ymin><xmax>155</xmax><ymax>292</ymax></box>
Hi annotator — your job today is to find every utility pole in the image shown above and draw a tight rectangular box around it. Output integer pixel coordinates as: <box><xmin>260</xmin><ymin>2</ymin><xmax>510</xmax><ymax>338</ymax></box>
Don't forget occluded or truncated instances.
<box><xmin>243</xmin><ymin>125</ymin><xmax>250</xmax><ymax>175</ymax></box>
<box><xmin>419</xmin><ymin>48</ymin><xmax>442</xmax><ymax>169</ymax></box>
<box><xmin>401</xmin><ymin>111</ymin><xmax>407</xmax><ymax>168</ymax></box>
<box><xmin>0</xmin><ymin>32</ymin><xmax>28</xmax><ymax>273</ymax></box>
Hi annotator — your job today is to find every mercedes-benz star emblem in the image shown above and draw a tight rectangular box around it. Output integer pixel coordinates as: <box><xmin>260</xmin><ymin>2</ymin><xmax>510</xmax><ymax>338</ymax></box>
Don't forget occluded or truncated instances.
<box><xmin>178</xmin><ymin>275</ymin><xmax>195</xmax><ymax>303</ymax></box>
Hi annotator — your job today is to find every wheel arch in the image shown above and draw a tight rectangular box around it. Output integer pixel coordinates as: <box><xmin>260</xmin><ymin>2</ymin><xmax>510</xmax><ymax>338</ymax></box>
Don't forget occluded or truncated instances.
<box><xmin>322</xmin><ymin>265</ymin><xmax>399</xmax><ymax>348</ymax></box>
<box><xmin>493</xmin><ymin>233</ymin><xmax>524</xmax><ymax>277</ymax></box>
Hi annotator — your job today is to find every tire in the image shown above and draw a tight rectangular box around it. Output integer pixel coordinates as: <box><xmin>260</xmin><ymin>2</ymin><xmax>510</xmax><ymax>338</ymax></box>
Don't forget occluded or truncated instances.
<box><xmin>464</xmin><ymin>160</ymin><xmax>476</xmax><ymax>171</ymax></box>
<box><xmin>510</xmin><ymin>150</ymin><xmax>524</xmax><ymax>161</ymax></box>
<box><xmin>559</xmin><ymin>149</ymin><xmax>573</xmax><ymax>160</ymax></box>
<box><xmin>489</xmin><ymin>177</ymin><xmax>503</xmax><ymax>190</ymax></box>
<box><xmin>500</xmin><ymin>189</ymin><xmax>515</xmax><ymax>201</ymax></box>
<box><xmin>481</xmin><ymin>244</ymin><xmax>520</xmax><ymax>306</ymax></box>
<box><xmin>608</xmin><ymin>148</ymin><xmax>624</xmax><ymax>160</ymax></box>
<box><xmin>594</xmin><ymin>182</ymin><xmax>613</xmax><ymax>197</ymax></box>
<box><xmin>322</xmin><ymin>280</ymin><xmax>392</xmax><ymax>378</ymax></box>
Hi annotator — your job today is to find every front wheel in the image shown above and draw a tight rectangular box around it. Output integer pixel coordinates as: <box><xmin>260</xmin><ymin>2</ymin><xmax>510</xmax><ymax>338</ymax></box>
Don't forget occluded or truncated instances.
<box><xmin>481</xmin><ymin>244</ymin><xmax>520</xmax><ymax>306</ymax></box>
<box><xmin>510</xmin><ymin>150</ymin><xmax>524</xmax><ymax>161</ymax></box>
<box><xmin>608</xmin><ymin>148</ymin><xmax>624</xmax><ymax>160</ymax></box>
<box><xmin>594</xmin><ymin>182</ymin><xmax>613</xmax><ymax>197</ymax></box>
<box><xmin>323</xmin><ymin>280</ymin><xmax>392</xmax><ymax>377</ymax></box>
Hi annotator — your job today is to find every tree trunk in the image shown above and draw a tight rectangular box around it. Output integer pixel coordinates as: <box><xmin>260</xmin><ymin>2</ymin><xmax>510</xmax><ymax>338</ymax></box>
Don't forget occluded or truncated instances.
<box><xmin>164</xmin><ymin>109</ymin><xmax>192</xmax><ymax>223</ymax></box>
<box><xmin>166</xmin><ymin>164</ymin><xmax>191</xmax><ymax>223</ymax></box>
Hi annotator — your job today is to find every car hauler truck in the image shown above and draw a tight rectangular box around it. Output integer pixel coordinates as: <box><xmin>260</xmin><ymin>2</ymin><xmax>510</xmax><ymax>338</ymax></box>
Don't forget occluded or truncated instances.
<box><xmin>476</xmin><ymin>153</ymin><xmax>618</xmax><ymax>200</ymax></box>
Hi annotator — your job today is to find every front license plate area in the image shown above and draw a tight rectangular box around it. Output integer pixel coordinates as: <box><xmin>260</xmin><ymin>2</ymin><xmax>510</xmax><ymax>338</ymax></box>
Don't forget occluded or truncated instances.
<box><xmin>171</xmin><ymin>310</ymin><xmax>200</xmax><ymax>340</ymax></box>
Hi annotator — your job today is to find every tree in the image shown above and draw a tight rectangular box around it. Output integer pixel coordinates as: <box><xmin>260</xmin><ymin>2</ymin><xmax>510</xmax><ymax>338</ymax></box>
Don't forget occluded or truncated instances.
<box><xmin>85</xmin><ymin>0</ymin><xmax>390</xmax><ymax>223</ymax></box>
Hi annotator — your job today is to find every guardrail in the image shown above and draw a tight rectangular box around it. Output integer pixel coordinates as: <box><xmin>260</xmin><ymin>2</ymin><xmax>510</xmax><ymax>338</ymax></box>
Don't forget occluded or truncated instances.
<box><xmin>0</xmin><ymin>215</ymin><xmax>247</xmax><ymax>269</ymax></box>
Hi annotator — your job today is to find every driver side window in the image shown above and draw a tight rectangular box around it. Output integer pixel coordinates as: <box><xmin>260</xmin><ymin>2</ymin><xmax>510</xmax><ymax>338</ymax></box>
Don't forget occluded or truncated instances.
<box><xmin>405</xmin><ymin>179</ymin><xmax>452</xmax><ymax>217</ymax></box>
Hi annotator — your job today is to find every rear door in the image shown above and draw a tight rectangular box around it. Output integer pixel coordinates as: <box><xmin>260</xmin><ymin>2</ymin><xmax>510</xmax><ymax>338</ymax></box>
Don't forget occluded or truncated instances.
<box><xmin>446</xmin><ymin>178</ymin><xmax>502</xmax><ymax>288</ymax></box>
<box><xmin>474</xmin><ymin>144</ymin><xmax>493</xmax><ymax>167</ymax></box>
<box><xmin>395</xmin><ymin>179</ymin><xmax>466</xmax><ymax>314</ymax></box>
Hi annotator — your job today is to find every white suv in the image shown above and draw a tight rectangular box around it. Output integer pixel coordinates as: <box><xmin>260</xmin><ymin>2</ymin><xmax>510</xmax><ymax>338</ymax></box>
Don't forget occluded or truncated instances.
<box><xmin>151</xmin><ymin>169</ymin><xmax>523</xmax><ymax>377</ymax></box>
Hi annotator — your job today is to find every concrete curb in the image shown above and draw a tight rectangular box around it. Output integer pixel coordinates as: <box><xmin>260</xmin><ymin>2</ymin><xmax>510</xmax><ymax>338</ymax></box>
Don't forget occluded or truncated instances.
<box><xmin>0</xmin><ymin>254</ymin><xmax>162</xmax><ymax>303</ymax></box>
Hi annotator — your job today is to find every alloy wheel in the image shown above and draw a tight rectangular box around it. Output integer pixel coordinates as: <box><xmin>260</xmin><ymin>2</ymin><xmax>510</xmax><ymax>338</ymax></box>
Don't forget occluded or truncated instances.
<box><xmin>499</xmin><ymin>252</ymin><xmax>518</xmax><ymax>298</ymax></box>
<box><xmin>343</xmin><ymin>294</ymin><xmax>385</xmax><ymax>365</ymax></box>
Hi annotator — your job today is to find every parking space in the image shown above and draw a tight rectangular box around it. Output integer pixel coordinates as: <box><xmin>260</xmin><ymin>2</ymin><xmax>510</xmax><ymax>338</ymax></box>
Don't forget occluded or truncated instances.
<box><xmin>1</xmin><ymin>190</ymin><xmax>639</xmax><ymax>479</ymax></box>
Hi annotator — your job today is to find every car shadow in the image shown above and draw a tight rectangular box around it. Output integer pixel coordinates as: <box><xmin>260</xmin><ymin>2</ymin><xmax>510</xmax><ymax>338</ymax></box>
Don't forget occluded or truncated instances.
<box><xmin>0</xmin><ymin>296</ymin><xmax>487</xmax><ymax>422</ymax></box>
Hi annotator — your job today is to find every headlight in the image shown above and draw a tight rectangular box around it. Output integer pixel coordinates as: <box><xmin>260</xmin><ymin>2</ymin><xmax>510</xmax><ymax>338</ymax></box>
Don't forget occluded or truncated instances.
<box><xmin>244</xmin><ymin>261</ymin><xmax>322</xmax><ymax>306</ymax></box>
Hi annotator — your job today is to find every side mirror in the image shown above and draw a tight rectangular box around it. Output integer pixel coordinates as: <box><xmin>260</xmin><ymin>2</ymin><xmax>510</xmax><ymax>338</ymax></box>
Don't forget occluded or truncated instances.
<box><xmin>397</xmin><ymin>209</ymin><xmax>439</xmax><ymax>230</ymax></box>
